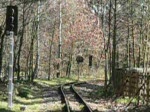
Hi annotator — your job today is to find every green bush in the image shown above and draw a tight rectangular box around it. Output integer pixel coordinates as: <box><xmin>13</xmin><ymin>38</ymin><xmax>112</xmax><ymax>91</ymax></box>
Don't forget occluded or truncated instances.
<box><xmin>17</xmin><ymin>86</ymin><xmax>31</xmax><ymax>98</ymax></box>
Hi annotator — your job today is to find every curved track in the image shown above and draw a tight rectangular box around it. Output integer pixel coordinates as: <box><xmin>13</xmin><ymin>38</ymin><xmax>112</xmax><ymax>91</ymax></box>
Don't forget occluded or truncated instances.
<box><xmin>59</xmin><ymin>82</ymin><xmax>92</xmax><ymax>112</ymax></box>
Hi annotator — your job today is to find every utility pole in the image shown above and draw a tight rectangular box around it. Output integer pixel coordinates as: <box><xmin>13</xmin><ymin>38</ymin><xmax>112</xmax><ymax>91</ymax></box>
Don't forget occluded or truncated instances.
<box><xmin>6</xmin><ymin>5</ymin><xmax>18</xmax><ymax>109</ymax></box>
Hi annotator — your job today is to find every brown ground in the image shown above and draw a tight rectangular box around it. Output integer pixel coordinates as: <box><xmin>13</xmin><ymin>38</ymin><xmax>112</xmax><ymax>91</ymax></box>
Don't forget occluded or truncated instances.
<box><xmin>74</xmin><ymin>80</ymin><xmax>150</xmax><ymax>112</ymax></box>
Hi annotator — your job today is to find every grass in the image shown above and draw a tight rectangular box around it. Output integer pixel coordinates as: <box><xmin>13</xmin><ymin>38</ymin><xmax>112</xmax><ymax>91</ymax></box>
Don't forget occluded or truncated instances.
<box><xmin>0</xmin><ymin>81</ymin><xmax>43</xmax><ymax>112</ymax></box>
<box><xmin>35</xmin><ymin>76</ymin><xmax>77</xmax><ymax>86</ymax></box>
<box><xmin>35</xmin><ymin>73</ymin><xmax>103</xmax><ymax>86</ymax></box>
<box><xmin>116</xmin><ymin>97</ymin><xmax>138</xmax><ymax>104</ymax></box>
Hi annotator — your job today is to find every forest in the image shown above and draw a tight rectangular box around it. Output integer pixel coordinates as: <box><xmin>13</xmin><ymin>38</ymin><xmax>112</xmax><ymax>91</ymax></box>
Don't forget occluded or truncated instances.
<box><xmin>0</xmin><ymin>0</ymin><xmax>150</xmax><ymax>112</ymax></box>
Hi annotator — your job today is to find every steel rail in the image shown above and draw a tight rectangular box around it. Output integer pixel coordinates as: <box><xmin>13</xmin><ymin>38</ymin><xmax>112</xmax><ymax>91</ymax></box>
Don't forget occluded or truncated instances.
<box><xmin>71</xmin><ymin>83</ymin><xmax>93</xmax><ymax>112</ymax></box>
<box><xmin>60</xmin><ymin>82</ymin><xmax>92</xmax><ymax>112</ymax></box>
<box><xmin>60</xmin><ymin>84</ymin><xmax>70</xmax><ymax>112</ymax></box>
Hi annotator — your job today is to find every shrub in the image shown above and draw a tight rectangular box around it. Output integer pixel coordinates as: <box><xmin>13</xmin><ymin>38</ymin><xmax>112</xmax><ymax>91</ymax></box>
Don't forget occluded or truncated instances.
<box><xmin>17</xmin><ymin>86</ymin><xmax>30</xmax><ymax>98</ymax></box>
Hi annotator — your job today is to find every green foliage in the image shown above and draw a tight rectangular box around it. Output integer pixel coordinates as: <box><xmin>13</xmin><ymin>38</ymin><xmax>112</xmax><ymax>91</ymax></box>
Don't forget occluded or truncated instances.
<box><xmin>17</xmin><ymin>85</ymin><xmax>32</xmax><ymax>98</ymax></box>
<box><xmin>90</xmin><ymin>87</ymin><xmax>104</xmax><ymax>98</ymax></box>
<box><xmin>116</xmin><ymin>97</ymin><xmax>138</xmax><ymax>104</ymax></box>
<box><xmin>90</xmin><ymin>86</ymin><xmax>114</xmax><ymax>99</ymax></box>
<box><xmin>0</xmin><ymin>94</ymin><xmax>7</xmax><ymax>101</ymax></box>
<box><xmin>104</xmin><ymin>88</ymin><xmax>114</xmax><ymax>98</ymax></box>
<box><xmin>0</xmin><ymin>85</ymin><xmax>7</xmax><ymax>101</ymax></box>
<box><xmin>0</xmin><ymin>108</ymin><xmax>15</xmax><ymax>112</ymax></box>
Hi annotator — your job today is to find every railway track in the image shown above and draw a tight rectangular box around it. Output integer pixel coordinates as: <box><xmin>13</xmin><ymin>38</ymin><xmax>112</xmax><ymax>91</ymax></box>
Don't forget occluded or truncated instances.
<box><xmin>59</xmin><ymin>82</ymin><xmax>93</xmax><ymax>112</ymax></box>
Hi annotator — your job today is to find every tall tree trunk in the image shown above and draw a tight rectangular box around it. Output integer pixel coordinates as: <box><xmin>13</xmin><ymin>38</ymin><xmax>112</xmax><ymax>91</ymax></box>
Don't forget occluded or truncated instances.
<box><xmin>48</xmin><ymin>22</ymin><xmax>56</xmax><ymax>80</ymax></box>
<box><xmin>130</xmin><ymin>1</ymin><xmax>135</xmax><ymax>67</ymax></box>
<box><xmin>137</xmin><ymin>15</ymin><xmax>143</xmax><ymax>67</ymax></box>
<box><xmin>137</xmin><ymin>2</ymin><xmax>144</xmax><ymax>67</ymax></box>
<box><xmin>108</xmin><ymin>0</ymin><xmax>112</xmax><ymax>81</ymax></box>
<box><xmin>112</xmin><ymin>0</ymin><xmax>117</xmax><ymax>89</ymax></box>
<box><xmin>66</xmin><ymin>42</ymin><xmax>73</xmax><ymax>77</ymax></box>
<box><xmin>31</xmin><ymin>17</ymin><xmax>39</xmax><ymax>82</ymax></box>
<box><xmin>116</xmin><ymin>46</ymin><xmax>119</xmax><ymax>68</ymax></box>
<box><xmin>35</xmin><ymin>0</ymin><xmax>41</xmax><ymax>78</ymax></box>
<box><xmin>25</xmin><ymin>53</ymin><xmax>30</xmax><ymax>80</ymax></box>
<box><xmin>126</xmin><ymin>0</ymin><xmax>131</xmax><ymax>68</ymax></box>
<box><xmin>29</xmin><ymin>37</ymin><xmax>34</xmax><ymax>81</ymax></box>
<box><xmin>104</xmin><ymin>0</ymin><xmax>112</xmax><ymax>87</ymax></box>
<box><xmin>127</xmin><ymin>22</ymin><xmax>130</xmax><ymax>67</ymax></box>
<box><xmin>17</xmin><ymin>1</ymin><xmax>25</xmax><ymax>81</ymax></box>
<box><xmin>57</xmin><ymin>0</ymin><xmax>62</xmax><ymax>78</ymax></box>
<box><xmin>0</xmin><ymin>30</ymin><xmax>5</xmax><ymax>76</ymax></box>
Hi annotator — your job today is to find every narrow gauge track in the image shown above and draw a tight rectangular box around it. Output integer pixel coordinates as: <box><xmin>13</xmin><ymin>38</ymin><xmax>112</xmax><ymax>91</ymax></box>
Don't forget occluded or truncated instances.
<box><xmin>59</xmin><ymin>82</ymin><xmax>92</xmax><ymax>112</ymax></box>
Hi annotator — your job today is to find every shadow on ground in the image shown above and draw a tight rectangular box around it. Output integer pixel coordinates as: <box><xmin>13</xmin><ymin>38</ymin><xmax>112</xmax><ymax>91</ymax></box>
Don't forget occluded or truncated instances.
<box><xmin>76</xmin><ymin>81</ymin><xmax>113</xmax><ymax>101</ymax></box>
<box><xmin>126</xmin><ymin>106</ymin><xmax>150</xmax><ymax>112</ymax></box>
<box><xmin>0</xmin><ymin>108</ymin><xmax>15</xmax><ymax>112</ymax></box>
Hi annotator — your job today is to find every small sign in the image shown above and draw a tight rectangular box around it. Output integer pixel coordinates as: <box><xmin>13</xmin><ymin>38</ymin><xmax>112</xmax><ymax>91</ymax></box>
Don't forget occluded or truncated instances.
<box><xmin>76</xmin><ymin>55</ymin><xmax>84</xmax><ymax>64</ymax></box>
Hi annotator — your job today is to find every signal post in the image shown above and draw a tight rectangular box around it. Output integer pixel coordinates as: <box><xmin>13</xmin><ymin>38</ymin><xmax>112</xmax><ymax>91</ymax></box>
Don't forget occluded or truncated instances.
<box><xmin>6</xmin><ymin>5</ymin><xmax>18</xmax><ymax>109</ymax></box>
